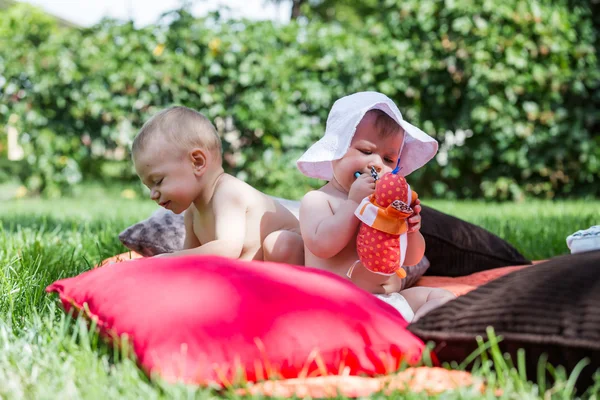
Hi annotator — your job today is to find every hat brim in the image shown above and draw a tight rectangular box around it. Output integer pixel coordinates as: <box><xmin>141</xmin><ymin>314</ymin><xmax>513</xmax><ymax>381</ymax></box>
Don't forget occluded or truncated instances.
<box><xmin>297</xmin><ymin>102</ymin><xmax>438</xmax><ymax>181</ymax></box>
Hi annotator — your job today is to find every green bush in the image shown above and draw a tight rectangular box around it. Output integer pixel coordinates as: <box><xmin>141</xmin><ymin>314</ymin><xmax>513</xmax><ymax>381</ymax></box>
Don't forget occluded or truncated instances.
<box><xmin>373</xmin><ymin>0</ymin><xmax>600</xmax><ymax>200</ymax></box>
<box><xmin>0</xmin><ymin>1</ymin><xmax>598</xmax><ymax>200</ymax></box>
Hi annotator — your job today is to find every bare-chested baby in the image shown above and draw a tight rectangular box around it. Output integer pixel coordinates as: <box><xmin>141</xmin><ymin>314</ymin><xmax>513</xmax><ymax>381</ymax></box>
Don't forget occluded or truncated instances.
<box><xmin>132</xmin><ymin>106</ymin><xmax>303</xmax><ymax>265</ymax></box>
<box><xmin>297</xmin><ymin>92</ymin><xmax>455</xmax><ymax>322</ymax></box>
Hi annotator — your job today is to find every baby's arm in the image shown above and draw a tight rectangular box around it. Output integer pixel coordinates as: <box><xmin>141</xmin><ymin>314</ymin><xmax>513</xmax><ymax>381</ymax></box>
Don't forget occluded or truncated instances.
<box><xmin>403</xmin><ymin>231</ymin><xmax>426</xmax><ymax>266</ymax></box>
<box><xmin>300</xmin><ymin>191</ymin><xmax>360</xmax><ymax>259</ymax></box>
<box><xmin>155</xmin><ymin>207</ymin><xmax>200</xmax><ymax>257</ymax></box>
<box><xmin>159</xmin><ymin>188</ymin><xmax>246</xmax><ymax>259</ymax></box>
<box><xmin>183</xmin><ymin>206</ymin><xmax>201</xmax><ymax>249</ymax></box>
<box><xmin>301</xmin><ymin>174</ymin><xmax>375</xmax><ymax>258</ymax></box>
<box><xmin>403</xmin><ymin>200</ymin><xmax>425</xmax><ymax>266</ymax></box>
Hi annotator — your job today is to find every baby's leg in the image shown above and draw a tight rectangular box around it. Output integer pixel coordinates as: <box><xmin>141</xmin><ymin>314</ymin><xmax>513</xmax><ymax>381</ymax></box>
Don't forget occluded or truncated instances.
<box><xmin>262</xmin><ymin>230</ymin><xmax>304</xmax><ymax>266</ymax></box>
<box><xmin>400</xmin><ymin>287</ymin><xmax>456</xmax><ymax>322</ymax></box>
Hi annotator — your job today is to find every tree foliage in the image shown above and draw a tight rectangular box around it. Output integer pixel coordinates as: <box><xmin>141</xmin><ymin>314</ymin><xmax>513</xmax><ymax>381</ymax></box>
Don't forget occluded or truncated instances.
<box><xmin>0</xmin><ymin>1</ymin><xmax>598</xmax><ymax>200</ymax></box>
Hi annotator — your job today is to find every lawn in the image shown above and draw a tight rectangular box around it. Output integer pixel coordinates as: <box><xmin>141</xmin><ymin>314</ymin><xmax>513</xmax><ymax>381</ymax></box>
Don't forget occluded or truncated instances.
<box><xmin>1</xmin><ymin>185</ymin><xmax>598</xmax><ymax>399</ymax></box>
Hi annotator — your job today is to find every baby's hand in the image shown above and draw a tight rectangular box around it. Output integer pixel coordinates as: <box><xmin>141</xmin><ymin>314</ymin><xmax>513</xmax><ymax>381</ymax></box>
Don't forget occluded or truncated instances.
<box><xmin>348</xmin><ymin>174</ymin><xmax>375</xmax><ymax>203</ymax></box>
<box><xmin>407</xmin><ymin>198</ymin><xmax>422</xmax><ymax>233</ymax></box>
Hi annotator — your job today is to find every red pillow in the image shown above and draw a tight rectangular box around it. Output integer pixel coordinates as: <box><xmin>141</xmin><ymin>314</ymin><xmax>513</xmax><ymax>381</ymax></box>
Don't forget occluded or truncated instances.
<box><xmin>46</xmin><ymin>255</ymin><xmax>426</xmax><ymax>386</ymax></box>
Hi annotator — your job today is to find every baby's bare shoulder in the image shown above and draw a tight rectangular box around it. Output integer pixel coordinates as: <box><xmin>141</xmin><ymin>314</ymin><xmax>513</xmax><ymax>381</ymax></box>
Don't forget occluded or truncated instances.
<box><xmin>217</xmin><ymin>174</ymin><xmax>244</xmax><ymax>189</ymax></box>
<box><xmin>213</xmin><ymin>175</ymin><xmax>249</xmax><ymax>200</ymax></box>
<box><xmin>303</xmin><ymin>185</ymin><xmax>347</xmax><ymax>210</ymax></box>
<box><xmin>301</xmin><ymin>188</ymin><xmax>333</xmax><ymax>205</ymax></box>
<box><xmin>300</xmin><ymin>190</ymin><xmax>337</xmax><ymax>221</ymax></box>
<box><xmin>214</xmin><ymin>175</ymin><xmax>277</xmax><ymax>214</ymax></box>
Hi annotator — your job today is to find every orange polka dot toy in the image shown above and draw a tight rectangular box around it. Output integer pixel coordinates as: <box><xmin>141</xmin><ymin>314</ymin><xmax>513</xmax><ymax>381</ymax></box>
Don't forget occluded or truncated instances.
<box><xmin>353</xmin><ymin>167</ymin><xmax>418</xmax><ymax>278</ymax></box>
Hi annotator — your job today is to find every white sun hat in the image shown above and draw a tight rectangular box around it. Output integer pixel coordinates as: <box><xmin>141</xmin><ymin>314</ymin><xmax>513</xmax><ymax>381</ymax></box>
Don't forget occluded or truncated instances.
<box><xmin>297</xmin><ymin>91</ymin><xmax>438</xmax><ymax>180</ymax></box>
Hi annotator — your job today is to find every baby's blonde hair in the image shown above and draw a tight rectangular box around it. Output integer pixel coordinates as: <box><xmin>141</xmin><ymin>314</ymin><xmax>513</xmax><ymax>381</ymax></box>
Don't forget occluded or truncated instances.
<box><xmin>132</xmin><ymin>106</ymin><xmax>222</xmax><ymax>161</ymax></box>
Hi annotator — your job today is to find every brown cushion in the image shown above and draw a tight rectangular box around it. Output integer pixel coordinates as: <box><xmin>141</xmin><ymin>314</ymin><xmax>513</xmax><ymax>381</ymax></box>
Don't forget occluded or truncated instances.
<box><xmin>420</xmin><ymin>205</ymin><xmax>530</xmax><ymax>276</ymax></box>
<box><xmin>408</xmin><ymin>250</ymin><xmax>600</xmax><ymax>392</ymax></box>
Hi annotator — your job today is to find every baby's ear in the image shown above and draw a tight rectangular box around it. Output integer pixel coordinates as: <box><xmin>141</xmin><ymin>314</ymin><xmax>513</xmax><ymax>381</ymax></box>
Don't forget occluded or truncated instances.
<box><xmin>189</xmin><ymin>148</ymin><xmax>207</xmax><ymax>174</ymax></box>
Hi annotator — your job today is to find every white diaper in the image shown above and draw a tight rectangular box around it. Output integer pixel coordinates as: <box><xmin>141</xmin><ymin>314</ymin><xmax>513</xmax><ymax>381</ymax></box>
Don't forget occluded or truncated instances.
<box><xmin>566</xmin><ymin>226</ymin><xmax>600</xmax><ymax>254</ymax></box>
<box><xmin>375</xmin><ymin>292</ymin><xmax>415</xmax><ymax>322</ymax></box>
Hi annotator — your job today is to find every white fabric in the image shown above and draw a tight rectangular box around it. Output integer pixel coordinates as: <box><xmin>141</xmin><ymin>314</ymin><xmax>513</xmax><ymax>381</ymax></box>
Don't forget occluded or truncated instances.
<box><xmin>354</xmin><ymin>197</ymin><xmax>378</xmax><ymax>225</ymax></box>
<box><xmin>566</xmin><ymin>226</ymin><xmax>600</xmax><ymax>254</ymax></box>
<box><xmin>353</xmin><ymin>182</ymin><xmax>413</xmax><ymax>224</ymax></box>
<box><xmin>297</xmin><ymin>91</ymin><xmax>438</xmax><ymax>180</ymax></box>
<box><xmin>399</xmin><ymin>232</ymin><xmax>408</xmax><ymax>267</ymax></box>
<box><xmin>375</xmin><ymin>292</ymin><xmax>415</xmax><ymax>322</ymax></box>
<box><xmin>346</xmin><ymin>259</ymin><xmax>361</xmax><ymax>278</ymax></box>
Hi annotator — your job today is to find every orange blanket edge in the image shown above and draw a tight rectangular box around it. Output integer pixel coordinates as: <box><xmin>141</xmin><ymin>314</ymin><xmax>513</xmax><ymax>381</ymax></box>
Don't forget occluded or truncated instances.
<box><xmin>414</xmin><ymin>261</ymin><xmax>543</xmax><ymax>296</ymax></box>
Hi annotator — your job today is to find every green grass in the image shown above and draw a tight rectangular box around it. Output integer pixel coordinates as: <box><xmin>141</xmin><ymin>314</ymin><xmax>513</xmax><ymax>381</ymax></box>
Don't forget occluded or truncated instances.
<box><xmin>1</xmin><ymin>186</ymin><xmax>599</xmax><ymax>399</ymax></box>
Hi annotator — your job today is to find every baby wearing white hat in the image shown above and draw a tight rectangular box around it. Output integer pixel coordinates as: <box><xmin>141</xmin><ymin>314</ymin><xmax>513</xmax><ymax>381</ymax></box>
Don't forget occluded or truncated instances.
<box><xmin>297</xmin><ymin>92</ymin><xmax>455</xmax><ymax>322</ymax></box>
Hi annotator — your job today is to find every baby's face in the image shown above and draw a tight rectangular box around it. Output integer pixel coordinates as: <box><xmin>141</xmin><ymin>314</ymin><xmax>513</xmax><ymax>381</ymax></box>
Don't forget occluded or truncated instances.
<box><xmin>332</xmin><ymin>112</ymin><xmax>404</xmax><ymax>192</ymax></box>
<box><xmin>133</xmin><ymin>137</ymin><xmax>200</xmax><ymax>214</ymax></box>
